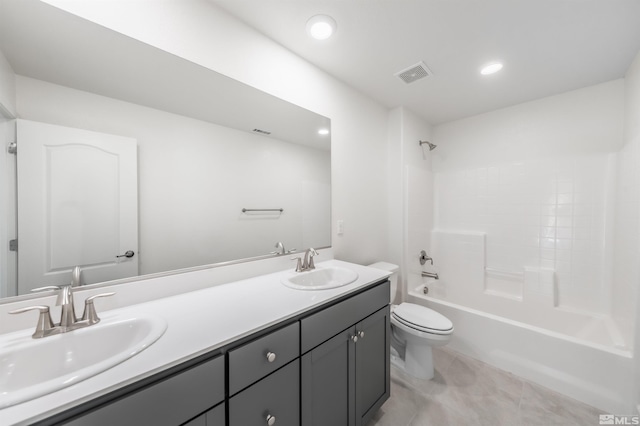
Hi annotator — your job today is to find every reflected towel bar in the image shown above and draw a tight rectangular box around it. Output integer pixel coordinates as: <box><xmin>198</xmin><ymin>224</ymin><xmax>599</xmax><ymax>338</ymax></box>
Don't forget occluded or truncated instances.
<box><xmin>242</xmin><ymin>208</ymin><xmax>283</xmax><ymax>213</ymax></box>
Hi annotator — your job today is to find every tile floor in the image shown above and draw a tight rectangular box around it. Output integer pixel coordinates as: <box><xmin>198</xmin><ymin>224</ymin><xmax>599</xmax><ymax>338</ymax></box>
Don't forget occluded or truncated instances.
<box><xmin>367</xmin><ymin>347</ymin><xmax>604</xmax><ymax>426</ymax></box>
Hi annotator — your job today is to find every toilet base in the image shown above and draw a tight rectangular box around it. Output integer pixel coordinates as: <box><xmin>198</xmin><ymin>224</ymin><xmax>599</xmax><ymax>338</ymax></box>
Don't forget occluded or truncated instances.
<box><xmin>405</xmin><ymin>340</ymin><xmax>435</xmax><ymax>380</ymax></box>
<box><xmin>390</xmin><ymin>341</ymin><xmax>435</xmax><ymax>380</ymax></box>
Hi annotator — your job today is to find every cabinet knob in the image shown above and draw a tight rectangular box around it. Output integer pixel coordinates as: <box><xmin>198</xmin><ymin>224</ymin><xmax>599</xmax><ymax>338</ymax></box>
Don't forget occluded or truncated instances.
<box><xmin>357</xmin><ymin>330</ymin><xmax>365</xmax><ymax>339</ymax></box>
<box><xmin>350</xmin><ymin>335</ymin><xmax>358</xmax><ymax>343</ymax></box>
<box><xmin>266</xmin><ymin>414</ymin><xmax>276</xmax><ymax>425</ymax></box>
<box><xmin>266</xmin><ymin>351</ymin><xmax>277</xmax><ymax>363</ymax></box>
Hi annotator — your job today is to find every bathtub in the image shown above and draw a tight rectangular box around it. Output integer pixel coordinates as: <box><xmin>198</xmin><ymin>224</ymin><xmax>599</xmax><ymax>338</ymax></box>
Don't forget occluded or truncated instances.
<box><xmin>407</xmin><ymin>282</ymin><xmax>634</xmax><ymax>414</ymax></box>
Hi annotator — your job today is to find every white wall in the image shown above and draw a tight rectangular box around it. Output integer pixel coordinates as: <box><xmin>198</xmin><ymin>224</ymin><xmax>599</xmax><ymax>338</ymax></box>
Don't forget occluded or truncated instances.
<box><xmin>0</xmin><ymin>49</ymin><xmax>16</xmax><ymax>297</ymax></box>
<box><xmin>387</xmin><ymin>107</ymin><xmax>433</xmax><ymax>301</ymax></box>
<box><xmin>431</xmin><ymin>80</ymin><xmax>625</xmax><ymax>316</ymax></box>
<box><xmin>16</xmin><ymin>76</ymin><xmax>330</xmax><ymax>276</ymax></box>
<box><xmin>0</xmin><ymin>49</ymin><xmax>15</xmax><ymax>117</ymax></box>
<box><xmin>43</xmin><ymin>0</ymin><xmax>390</xmax><ymax>266</ymax></box>
<box><xmin>624</xmin><ymin>50</ymin><xmax>640</xmax><ymax>413</ymax></box>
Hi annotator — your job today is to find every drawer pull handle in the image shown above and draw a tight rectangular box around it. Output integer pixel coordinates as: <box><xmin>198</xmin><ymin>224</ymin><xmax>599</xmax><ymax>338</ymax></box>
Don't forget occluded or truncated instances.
<box><xmin>266</xmin><ymin>414</ymin><xmax>276</xmax><ymax>425</ymax></box>
<box><xmin>350</xmin><ymin>334</ymin><xmax>358</xmax><ymax>343</ymax></box>
<box><xmin>358</xmin><ymin>330</ymin><xmax>365</xmax><ymax>339</ymax></box>
<box><xmin>266</xmin><ymin>351</ymin><xmax>277</xmax><ymax>363</ymax></box>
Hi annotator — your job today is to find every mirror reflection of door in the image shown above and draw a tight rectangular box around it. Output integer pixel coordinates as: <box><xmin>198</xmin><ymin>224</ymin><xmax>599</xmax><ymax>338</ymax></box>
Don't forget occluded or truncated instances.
<box><xmin>16</xmin><ymin>119</ymin><xmax>138</xmax><ymax>292</ymax></box>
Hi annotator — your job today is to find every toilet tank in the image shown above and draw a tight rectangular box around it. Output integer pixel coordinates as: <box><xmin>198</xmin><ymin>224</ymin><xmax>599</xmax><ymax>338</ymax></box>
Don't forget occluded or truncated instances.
<box><xmin>368</xmin><ymin>262</ymin><xmax>399</xmax><ymax>304</ymax></box>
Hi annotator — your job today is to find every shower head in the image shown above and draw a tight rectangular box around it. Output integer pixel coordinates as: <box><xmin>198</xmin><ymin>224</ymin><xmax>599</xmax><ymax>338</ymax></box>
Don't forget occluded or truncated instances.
<box><xmin>419</xmin><ymin>140</ymin><xmax>437</xmax><ymax>151</ymax></box>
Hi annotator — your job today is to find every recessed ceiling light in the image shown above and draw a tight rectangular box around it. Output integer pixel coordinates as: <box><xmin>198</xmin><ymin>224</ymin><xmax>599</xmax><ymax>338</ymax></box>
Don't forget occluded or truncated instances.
<box><xmin>306</xmin><ymin>15</ymin><xmax>337</xmax><ymax>40</ymax></box>
<box><xmin>480</xmin><ymin>62</ymin><xmax>503</xmax><ymax>75</ymax></box>
<box><xmin>318</xmin><ymin>128</ymin><xmax>330</xmax><ymax>135</ymax></box>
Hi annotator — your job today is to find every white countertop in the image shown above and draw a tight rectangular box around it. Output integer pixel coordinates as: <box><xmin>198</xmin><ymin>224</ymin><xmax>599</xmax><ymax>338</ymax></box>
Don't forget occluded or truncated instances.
<box><xmin>0</xmin><ymin>259</ymin><xmax>390</xmax><ymax>426</ymax></box>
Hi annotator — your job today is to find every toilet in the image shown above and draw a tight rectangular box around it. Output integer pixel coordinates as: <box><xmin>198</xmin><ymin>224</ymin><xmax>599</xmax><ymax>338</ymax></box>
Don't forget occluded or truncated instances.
<box><xmin>369</xmin><ymin>262</ymin><xmax>453</xmax><ymax>380</ymax></box>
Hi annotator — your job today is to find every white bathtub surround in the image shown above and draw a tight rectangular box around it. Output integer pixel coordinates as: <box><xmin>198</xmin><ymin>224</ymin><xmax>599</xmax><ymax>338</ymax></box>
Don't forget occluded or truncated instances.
<box><xmin>420</xmin><ymin>77</ymin><xmax>638</xmax><ymax>413</ymax></box>
<box><xmin>0</xmin><ymin>258</ymin><xmax>389</xmax><ymax>425</ymax></box>
<box><xmin>523</xmin><ymin>266</ymin><xmax>557</xmax><ymax>307</ymax></box>
<box><xmin>432</xmin><ymin>153</ymin><xmax>616</xmax><ymax>315</ymax></box>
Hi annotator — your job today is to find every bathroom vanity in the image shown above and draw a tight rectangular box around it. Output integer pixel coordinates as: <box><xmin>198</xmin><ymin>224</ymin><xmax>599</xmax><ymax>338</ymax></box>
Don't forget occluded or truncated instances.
<box><xmin>0</xmin><ymin>260</ymin><xmax>390</xmax><ymax>426</ymax></box>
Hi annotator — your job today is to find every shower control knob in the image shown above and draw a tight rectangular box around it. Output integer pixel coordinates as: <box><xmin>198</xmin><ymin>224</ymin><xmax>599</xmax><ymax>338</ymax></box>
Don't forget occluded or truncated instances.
<box><xmin>266</xmin><ymin>414</ymin><xmax>276</xmax><ymax>425</ymax></box>
<box><xmin>266</xmin><ymin>352</ymin><xmax>277</xmax><ymax>363</ymax></box>
<box><xmin>357</xmin><ymin>331</ymin><xmax>365</xmax><ymax>339</ymax></box>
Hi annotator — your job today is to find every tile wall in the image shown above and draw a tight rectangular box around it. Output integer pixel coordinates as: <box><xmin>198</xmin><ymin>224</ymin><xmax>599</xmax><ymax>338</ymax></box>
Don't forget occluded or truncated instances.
<box><xmin>434</xmin><ymin>154</ymin><xmax>613</xmax><ymax>314</ymax></box>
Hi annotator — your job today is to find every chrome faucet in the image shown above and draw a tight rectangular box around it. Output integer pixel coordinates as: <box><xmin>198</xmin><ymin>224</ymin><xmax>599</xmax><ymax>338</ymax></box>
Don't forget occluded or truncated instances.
<box><xmin>271</xmin><ymin>242</ymin><xmax>295</xmax><ymax>256</ymax></box>
<box><xmin>421</xmin><ymin>271</ymin><xmax>439</xmax><ymax>280</ymax></box>
<box><xmin>54</xmin><ymin>266</ymin><xmax>81</xmax><ymax>329</ymax></box>
<box><xmin>291</xmin><ymin>248</ymin><xmax>319</xmax><ymax>272</ymax></box>
<box><xmin>71</xmin><ymin>265</ymin><xmax>81</xmax><ymax>286</ymax></box>
<box><xmin>303</xmin><ymin>248</ymin><xmax>319</xmax><ymax>270</ymax></box>
<box><xmin>9</xmin><ymin>267</ymin><xmax>115</xmax><ymax>338</ymax></box>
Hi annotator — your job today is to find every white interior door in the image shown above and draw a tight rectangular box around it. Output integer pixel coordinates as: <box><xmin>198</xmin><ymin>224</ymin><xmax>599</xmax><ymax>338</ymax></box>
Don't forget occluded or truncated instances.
<box><xmin>17</xmin><ymin>119</ymin><xmax>138</xmax><ymax>292</ymax></box>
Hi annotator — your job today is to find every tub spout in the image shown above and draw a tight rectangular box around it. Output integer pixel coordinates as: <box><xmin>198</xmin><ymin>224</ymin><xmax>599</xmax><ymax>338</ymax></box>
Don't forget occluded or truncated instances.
<box><xmin>422</xmin><ymin>271</ymin><xmax>439</xmax><ymax>280</ymax></box>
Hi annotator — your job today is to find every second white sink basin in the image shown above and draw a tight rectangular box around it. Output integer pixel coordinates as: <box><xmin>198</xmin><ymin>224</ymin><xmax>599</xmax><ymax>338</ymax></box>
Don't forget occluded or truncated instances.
<box><xmin>0</xmin><ymin>313</ymin><xmax>167</xmax><ymax>408</ymax></box>
<box><xmin>282</xmin><ymin>266</ymin><xmax>359</xmax><ymax>290</ymax></box>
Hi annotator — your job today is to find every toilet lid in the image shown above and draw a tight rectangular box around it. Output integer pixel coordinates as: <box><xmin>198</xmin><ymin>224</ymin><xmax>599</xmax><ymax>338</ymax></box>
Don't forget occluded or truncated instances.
<box><xmin>392</xmin><ymin>303</ymin><xmax>453</xmax><ymax>333</ymax></box>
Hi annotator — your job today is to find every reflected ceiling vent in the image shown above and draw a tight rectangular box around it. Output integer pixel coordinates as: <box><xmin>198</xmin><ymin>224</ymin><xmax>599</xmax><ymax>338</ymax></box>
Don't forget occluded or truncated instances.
<box><xmin>252</xmin><ymin>128</ymin><xmax>271</xmax><ymax>135</ymax></box>
<box><xmin>394</xmin><ymin>61</ymin><xmax>432</xmax><ymax>84</ymax></box>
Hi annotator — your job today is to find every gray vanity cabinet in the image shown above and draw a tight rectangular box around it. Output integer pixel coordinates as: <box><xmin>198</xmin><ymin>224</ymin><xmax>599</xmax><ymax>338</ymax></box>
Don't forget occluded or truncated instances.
<box><xmin>182</xmin><ymin>403</ymin><xmax>225</xmax><ymax>426</ymax></box>
<box><xmin>63</xmin><ymin>355</ymin><xmax>225</xmax><ymax>426</ymax></box>
<box><xmin>46</xmin><ymin>279</ymin><xmax>389</xmax><ymax>426</ymax></box>
<box><xmin>227</xmin><ymin>322</ymin><xmax>300</xmax><ymax>426</ymax></box>
<box><xmin>301</xmin><ymin>327</ymin><xmax>355</xmax><ymax>425</ymax></box>
<box><xmin>300</xmin><ymin>281</ymin><xmax>390</xmax><ymax>426</ymax></box>
<box><xmin>355</xmin><ymin>306</ymin><xmax>391</xmax><ymax>425</ymax></box>
<box><xmin>228</xmin><ymin>360</ymin><xmax>300</xmax><ymax>426</ymax></box>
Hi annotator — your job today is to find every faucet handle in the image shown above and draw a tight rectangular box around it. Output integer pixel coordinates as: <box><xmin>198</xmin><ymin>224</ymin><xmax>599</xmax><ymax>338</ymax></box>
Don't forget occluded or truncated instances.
<box><xmin>9</xmin><ymin>305</ymin><xmax>57</xmax><ymax>339</ymax></box>
<box><xmin>31</xmin><ymin>285</ymin><xmax>68</xmax><ymax>306</ymax></box>
<box><xmin>31</xmin><ymin>285</ymin><xmax>62</xmax><ymax>293</ymax></box>
<box><xmin>81</xmin><ymin>292</ymin><xmax>115</xmax><ymax>324</ymax></box>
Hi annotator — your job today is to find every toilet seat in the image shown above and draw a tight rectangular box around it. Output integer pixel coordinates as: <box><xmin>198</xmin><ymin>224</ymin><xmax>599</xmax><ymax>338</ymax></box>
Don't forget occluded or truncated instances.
<box><xmin>392</xmin><ymin>303</ymin><xmax>453</xmax><ymax>335</ymax></box>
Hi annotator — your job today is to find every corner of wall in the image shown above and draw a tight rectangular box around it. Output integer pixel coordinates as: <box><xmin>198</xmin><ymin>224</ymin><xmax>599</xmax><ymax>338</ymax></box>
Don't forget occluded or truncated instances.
<box><xmin>0</xmin><ymin>48</ymin><xmax>16</xmax><ymax>118</ymax></box>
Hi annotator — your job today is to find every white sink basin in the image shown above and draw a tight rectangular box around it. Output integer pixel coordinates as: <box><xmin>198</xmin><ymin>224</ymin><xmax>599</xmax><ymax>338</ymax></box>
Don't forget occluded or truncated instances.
<box><xmin>282</xmin><ymin>266</ymin><xmax>359</xmax><ymax>290</ymax></box>
<box><xmin>0</xmin><ymin>313</ymin><xmax>167</xmax><ymax>408</ymax></box>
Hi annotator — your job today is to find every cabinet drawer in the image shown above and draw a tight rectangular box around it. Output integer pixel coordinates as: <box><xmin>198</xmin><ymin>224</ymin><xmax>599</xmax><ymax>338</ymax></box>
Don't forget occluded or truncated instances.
<box><xmin>229</xmin><ymin>322</ymin><xmax>299</xmax><ymax>395</ymax></box>
<box><xmin>229</xmin><ymin>359</ymin><xmax>299</xmax><ymax>426</ymax></box>
<box><xmin>64</xmin><ymin>355</ymin><xmax>224</xmax><ymax>426</ymax></box>
<box><xmin>182</xmin><ymin>402</ymin><xmax>225</xmax><ymax>426</ymax></box>
<box><xmin>301</xmin><ymin>280</ymin><xmax>389</xmax><ymax>353</ymax></box>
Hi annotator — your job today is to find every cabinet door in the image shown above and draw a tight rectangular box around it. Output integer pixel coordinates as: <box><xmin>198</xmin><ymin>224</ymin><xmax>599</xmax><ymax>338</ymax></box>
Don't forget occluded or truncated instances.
<box><xmin>355</xmin><ymin>306</ymin><xmax>390</xmax><ymax>426</ymax></box>
<box><xmin>301</xmin><ymin>327</ymin><xmax>355</xmax><ymax>426</ymax></box>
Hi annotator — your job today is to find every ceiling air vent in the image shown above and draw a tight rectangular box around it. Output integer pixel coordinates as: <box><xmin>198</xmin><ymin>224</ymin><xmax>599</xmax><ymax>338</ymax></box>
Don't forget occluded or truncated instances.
<box><xmin>394</xmin><ymin>61</ymin><xmax>432</xmax><ymax>84</ymax></box>
<box><xmin>252</xmin><ymin>128</ymin><xmax>271</xmax><ymax>135</ymax></box>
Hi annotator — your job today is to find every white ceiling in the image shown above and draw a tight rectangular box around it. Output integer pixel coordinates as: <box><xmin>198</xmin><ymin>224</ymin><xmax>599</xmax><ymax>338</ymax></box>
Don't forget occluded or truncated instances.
<box><xmin>209</xmin><ymin>0</ymin><xmax>640</xmax><ymax>125</ymax></box>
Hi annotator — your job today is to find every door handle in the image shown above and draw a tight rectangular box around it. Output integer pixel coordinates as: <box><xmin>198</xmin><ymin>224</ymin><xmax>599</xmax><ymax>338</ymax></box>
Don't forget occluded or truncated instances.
<box><xmin>116</xmin><ymin>250</ymin><xmax>135</xmax><ymax>258</ymax></box>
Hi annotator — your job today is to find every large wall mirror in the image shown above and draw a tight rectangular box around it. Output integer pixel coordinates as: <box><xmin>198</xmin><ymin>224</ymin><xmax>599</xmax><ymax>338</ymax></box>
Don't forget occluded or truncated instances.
<box><xmin>0</xmin><ymin>0</ymin><xmax>331</xmax><ymax>300</ymax></box>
